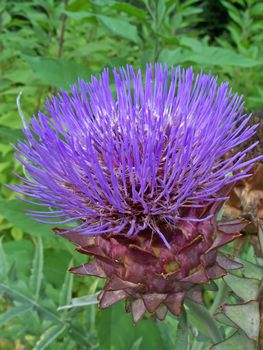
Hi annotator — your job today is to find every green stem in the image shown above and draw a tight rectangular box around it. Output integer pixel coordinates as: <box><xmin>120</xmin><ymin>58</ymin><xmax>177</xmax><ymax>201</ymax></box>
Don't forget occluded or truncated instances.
<box><xmin>209</xmin><ymin>281</ymin><xmax>228</xmax><ymax>315</ymax></box>
<box><xmin>57</xmin><ymin>0</ymin><xmax>68</xmax><ymax>58</ymax></box>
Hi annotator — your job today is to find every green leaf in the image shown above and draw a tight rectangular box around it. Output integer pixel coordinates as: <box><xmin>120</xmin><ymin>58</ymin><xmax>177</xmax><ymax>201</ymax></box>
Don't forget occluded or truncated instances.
<box><xmin>111</xmin><ymin>2</ymin><xmax>146</xmax><ymax>20</ymax></box>
<box><xmin>130</xmin><ymin>337</ymin><xmax>143</xmax><ymax>350</ymax></box>
<box><xmin>0</xmin><ymin>283</ymin><xmax>62</xmax><ymax>324</ymax></box>
<box><xmin>159</xmin><ymin>45</ymin><xmax>261</xmax><ymax>68</ymax></box>
<box><xmin>59</xmin><ymin>260</ymin><xmax>73</xmax><ymax>306</ymax></box>
<box><xmin>211</xmin><ymin>330</ymin><xmax>257</xmax><ymax>350</ymax></box>
<box><xmin>21</xmin><ymin>55</ymin><xmax>90</xmax><ymax>89</ymax></box>
<box><xmin>223</xmin><ymin>275</ymin><xmax>260</xmax><ymax>302</ymax></box>
<box><xmin>175</xmin><ymin>308</ymin><xmax>189</xmax><ymax>350</ymax></box>
<box><xmin>44</xmin><ymin>248</ymin><xmax>73</xmax><ymax>287</ymax></box>
<box><xmin>29</xmin><ymin>237</ymin><xmax>44</xmax><ymax>300</ymax></box>
<box><xmin>64</xmin><ymin>10</ymin><xmax>94</xmax><ymax>21</ymax></box>
<box><xmin>97</xmin><ymin>15</ymin><xmax>140</xmax><ymax>43</ymax></box>
<box><xmin>4</xmin><ymin>240</ymin><xmax>34</xmax><ymax>275</ymax></box>
<box><xmin>223</xmin><ymin>301</ymin><xmax>260</xmax><ymax>340</ymax></box>
<box><xmin>68</xmin><ymin>41</ymin><xmax>114</xmax><ymax>58</ymax></box>
<box><xmin>186</xmin><ymin>300</ymin><xmax>223</xmax><ymax>343</ymax></box>
<box><xmin>189</xmin><ymin>46</ymin><xmax>260</xmax><ymax>67</ymax></box>
<box><xmin>96</xmin><ymin>302</ymin><xmax>168</xmax><ymax>350</ymax></box>
<box><xmin>34</xmin><ymin>324</ymin><xmax>66</xmax><ymax>350</ymax></box>
<box><xmin>0</xmin><ymin>126</ymin><xmax>24</xmax><ymax>142</ymax></box>
<box><xmin>258</xmin><ymin>221</ymin><xmax>263</xmax><ymax>254</ymax></box>
<box><xmin>158</xmin><ymin>48</ymin><xmax>191</xmax><ymax>65</ymax></box>
<box><xmin>0</xmin><ymin>237</ymin><xmax>8</xmax><ymax>280</ymax></box>
<box><xmin>0</xmin><ymin>198</ymin><xmax>52</xmax><ymax>237</ymax></box>
<box><xmin>0</xmin><ymin>304</ymin><xmax>31</xmax><ymax>327</ymax></box>
<box><xmin>235</xmin><ymin>257</ymin><xmax>263</xmax><ymax>280</ymax></box>
<box><xmin>11</xmin><ymin>227</ymin><xmax>24</xmax><ymax>240</ymax></box>
<box><xmin>58</xmin><ymin>293</ymin><xmax>99</xmax><ymax>311</ymax></box>
<box><xmin>156</xmin><ymin>315</ymin><xmax>178</xmax><ymax>349</ymax></box>
<box><xmin>0</xmin><ymin>111</ymin><xmax>25</xmax><ymax>130</ymax></box>
<box><xmin>214</xmin><ymin>312</ymin><xmax>238</xmax><ymax>328</ymax></box>
<box><xmin>221</xmin><ymin>1</ymin><xmax>243</xmax><ymax>26</ymax></box>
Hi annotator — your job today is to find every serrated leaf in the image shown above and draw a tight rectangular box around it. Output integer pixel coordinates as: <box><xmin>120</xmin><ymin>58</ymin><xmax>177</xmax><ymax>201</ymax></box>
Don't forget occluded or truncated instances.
<box><xmin>34</xmin><ymin>324</ymin><xmax>66</xmax><ymax>350</ymax></box>
<box><xmin>211</xmin><ymin>330</ymin><xmax>257</xmax><ymax>350</ymax></box>
<box><xmin>0</xmin><ymin>304</ymin><xmax>31</xmax><ymax>327</ymax></box>
<box><xmin>186</xmin><ymin>300</ymin><xmax>223</xmax><ymax>343</ymax></box>
<box><xmin>30</xmin><ymin>237</ymin><xmax>43</xmax><ymax>300</ymax></box>
<box><xmin>59</xmin><ymin>260</ymin><xmax>73</xmax><ymax>306</ymax></box>
<box><xmin>223</xmin><ymin>275</ymin><xmax>260</xmax><ymax>302</ymax></box>
<box><xmin>223</xmin><ymin>301</ymin><xmax>260</xmax><ymax>340</ymax></box>
<box><xmin>57</xmin><ymin>292</ymin><xmax>99</xmax><ymax>311</ymax></box>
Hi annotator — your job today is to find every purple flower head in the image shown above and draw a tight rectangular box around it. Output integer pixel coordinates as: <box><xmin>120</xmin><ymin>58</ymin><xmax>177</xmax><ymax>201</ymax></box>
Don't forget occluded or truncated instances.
<box><xmin>12</xmin><ymin>65</ymin><xmax>261</xmax><ymax>247</ymax></box>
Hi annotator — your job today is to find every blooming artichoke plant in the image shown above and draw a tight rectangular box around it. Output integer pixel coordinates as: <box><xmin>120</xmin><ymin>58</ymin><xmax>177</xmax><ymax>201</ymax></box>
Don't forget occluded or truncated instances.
<box><xmin>13</xmin><ymin>65</ymin><xmax>261</xmax><ymax>322</ymax></box>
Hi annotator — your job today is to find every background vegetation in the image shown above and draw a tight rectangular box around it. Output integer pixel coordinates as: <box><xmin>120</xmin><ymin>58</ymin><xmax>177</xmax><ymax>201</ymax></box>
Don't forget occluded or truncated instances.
<box><xmin>0</xmin><ymin>0</ymin><xmax>263</xmax><ymax>349</ymax></box>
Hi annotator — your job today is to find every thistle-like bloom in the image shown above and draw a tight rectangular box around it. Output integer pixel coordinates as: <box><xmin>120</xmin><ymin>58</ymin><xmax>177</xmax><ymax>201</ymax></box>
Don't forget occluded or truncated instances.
<box><xmin>13</xmin><ymin>65</ymin><xmax>261</xmax><ymax>322</ymax></box>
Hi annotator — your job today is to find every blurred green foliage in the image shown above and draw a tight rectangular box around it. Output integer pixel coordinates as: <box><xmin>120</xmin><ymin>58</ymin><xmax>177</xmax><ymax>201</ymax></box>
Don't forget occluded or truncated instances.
<box><xmin>0</xmin><ymin>0</ymin><xmax>263</xmax><ymax>349</ymax></box>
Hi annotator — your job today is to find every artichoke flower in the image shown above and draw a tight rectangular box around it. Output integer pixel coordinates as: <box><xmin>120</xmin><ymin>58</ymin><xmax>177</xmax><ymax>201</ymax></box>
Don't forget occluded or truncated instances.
<box><xmin>12</xmin><ymin>65</ymin><xmax>262</xmax><ymax>322</ymax></box>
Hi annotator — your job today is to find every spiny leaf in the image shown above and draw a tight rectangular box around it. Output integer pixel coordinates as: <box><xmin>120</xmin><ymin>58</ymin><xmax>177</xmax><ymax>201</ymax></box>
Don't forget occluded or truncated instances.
<box><xmin>30</xmin><ymin>237</ymin><xmax>44</xmax><ymax>300</ymax></box>
<box><xmin>34</xmin><ymin>324</ymin><xmax>66</xmax><ymax>350</ymax></box>
<box><xmin>223</xmin><ymin>301</ymin><xmax>260</xmax><ymax>340</ymax></box>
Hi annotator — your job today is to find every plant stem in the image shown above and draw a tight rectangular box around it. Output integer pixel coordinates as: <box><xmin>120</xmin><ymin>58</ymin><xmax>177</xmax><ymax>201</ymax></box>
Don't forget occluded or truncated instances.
<box><xmin>49</xmin><ymin>0</ymin><xmax>68</xmax><ymax>96</ymax></box>
<box><xmin>57</xmin><ymin>0</ymin><xmax>68</xmax><ymax>58</ymax></box>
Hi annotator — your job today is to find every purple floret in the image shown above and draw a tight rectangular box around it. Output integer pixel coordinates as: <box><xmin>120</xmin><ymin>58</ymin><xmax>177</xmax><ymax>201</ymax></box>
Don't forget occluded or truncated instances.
<box><xmin>11</xmin><ymin>64</ymin><xmax>262</xmax><ymax>246</ymax></box>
